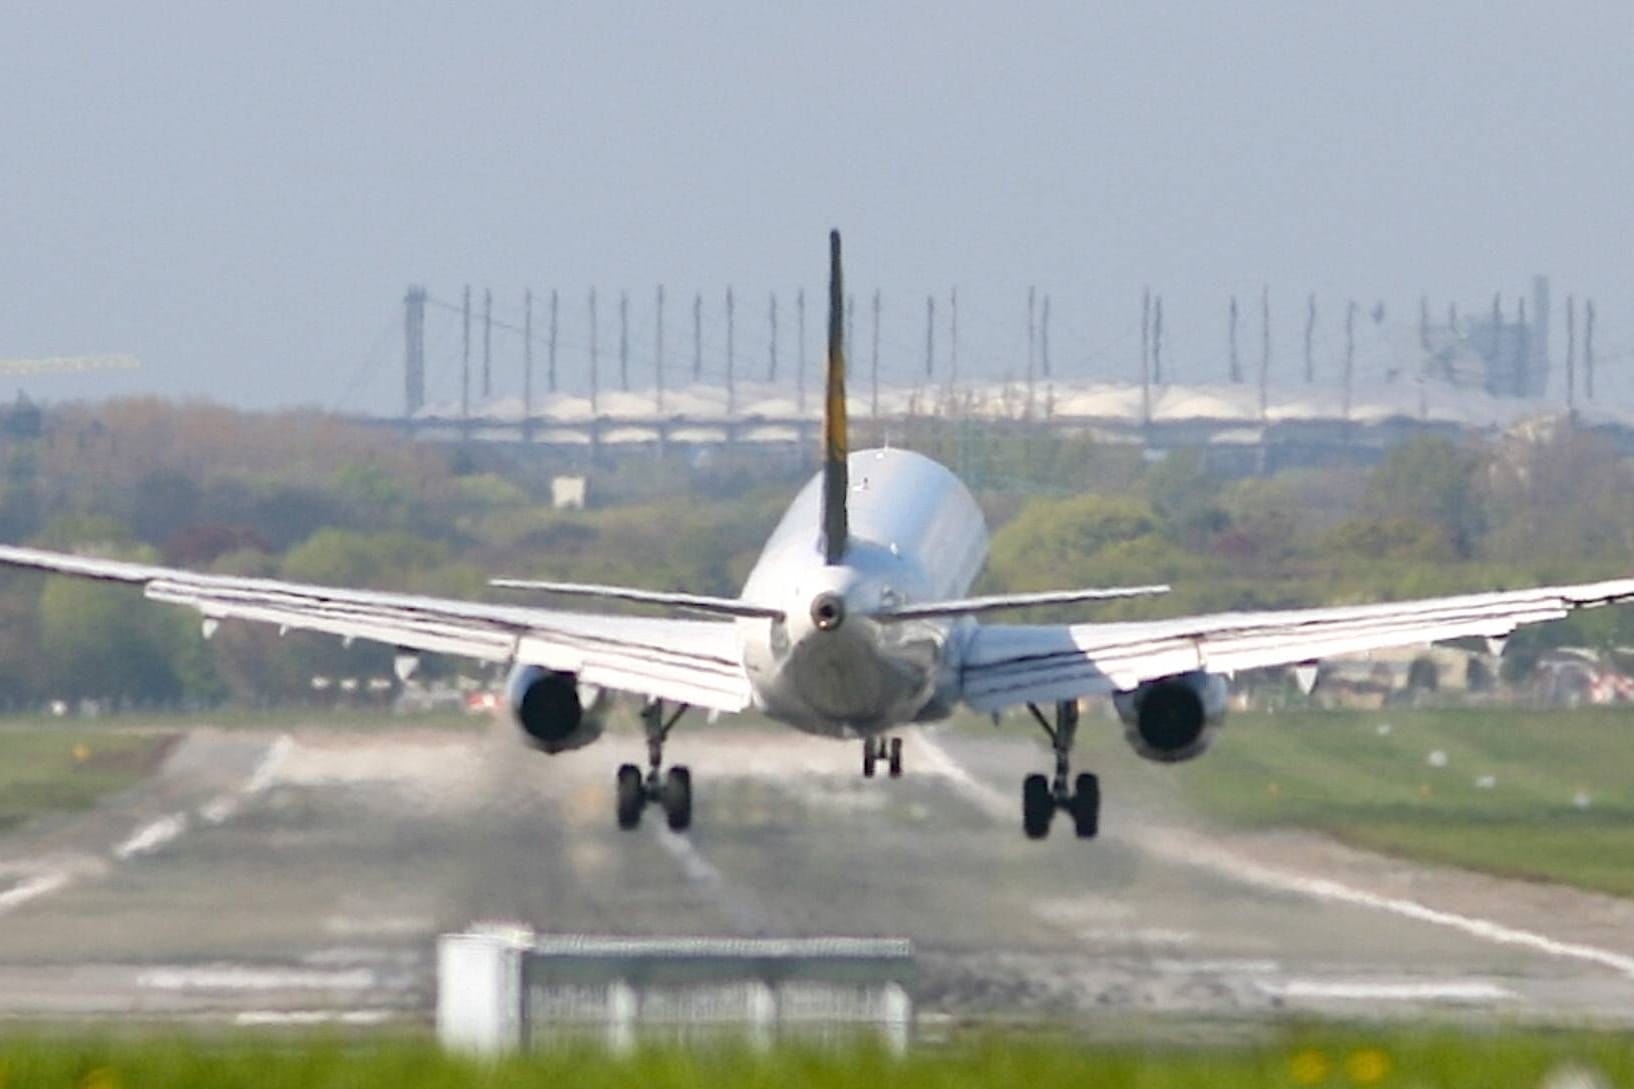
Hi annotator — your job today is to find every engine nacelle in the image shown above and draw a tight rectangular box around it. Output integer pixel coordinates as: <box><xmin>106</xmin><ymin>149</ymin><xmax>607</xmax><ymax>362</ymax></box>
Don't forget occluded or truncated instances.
<box><xmin>506</xmin><ymin>664</ymin><xmax>609</xmax><ymax>754</ymax></box>
<box><xmin>1112</xmin><ymin>670</ymin><xmax>1228</xmax><ymax>763</ymax></box>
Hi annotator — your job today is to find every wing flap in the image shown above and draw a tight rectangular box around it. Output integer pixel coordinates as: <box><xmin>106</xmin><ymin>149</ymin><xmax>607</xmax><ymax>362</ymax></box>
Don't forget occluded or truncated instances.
<box><xmin>490</xmin><ymin>578</ymin><xmax>783</xmax><ymax>620</ymax></box>
<box><xmin>961</xmin><ymin>579</ymin><xmax>1634</xmax><ymax>711</ymax></box>
<box><xmin>872</xmin><ymin>583</ymin><xmax>1170</xmax><ymax>621</ymax></box>
<box><xmin>1</xmin><ymin>545</ymin><xmax>753</xmax><ymax>713</ymax></box>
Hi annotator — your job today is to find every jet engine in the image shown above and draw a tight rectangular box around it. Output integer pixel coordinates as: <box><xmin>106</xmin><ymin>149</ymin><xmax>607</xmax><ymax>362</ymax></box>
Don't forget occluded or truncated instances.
<box><xmin>1112</xmin><ymin>671</ymin><xmax>1228</xmax><ymax>763</ymax></box>
<box><xmin>506</xmin><ymin>664</ymin><xmax>609</xmax><ymax>754</ymax></box>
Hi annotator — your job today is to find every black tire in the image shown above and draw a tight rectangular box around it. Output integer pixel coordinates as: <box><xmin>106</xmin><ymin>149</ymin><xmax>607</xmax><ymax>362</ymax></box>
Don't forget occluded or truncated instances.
<box><xmin>862</xmin><ymin>741</ymin><xmax>878</xmax><ymax>778</ymax></box>
<box><xmin>662</xmin><ymin>766</ymin><xmax>692</xmax><ymax>832</ymax></box>
<box><xmin>616</xmin><ymin>764</ymin><xmax>644</xmax><ymax>830</ymax></box>
<box><xmin>1022</xmin><ymin>773</ymin><xmax>1053</xmax><ymax>840</ymax></box>
<box><xmin>887</xmin><ymin>736</ymin><xmax>903</xmax><ymax>778</ymax></box>
<box><xmin>1072</xmin><ymin>772</ymin><xmax>1100</xmax><ymax>839</ymax></box>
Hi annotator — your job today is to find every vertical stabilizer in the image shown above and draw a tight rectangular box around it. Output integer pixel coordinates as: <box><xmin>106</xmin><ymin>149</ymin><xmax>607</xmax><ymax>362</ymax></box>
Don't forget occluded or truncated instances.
<box><xmin>822</xmin><ymin>230</ymin><xmax>849</xmax><ymax>564</ymax></box>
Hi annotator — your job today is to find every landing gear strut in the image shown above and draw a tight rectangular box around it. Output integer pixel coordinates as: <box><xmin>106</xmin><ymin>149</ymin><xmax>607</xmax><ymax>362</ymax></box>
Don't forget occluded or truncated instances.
<box><xmin>1021</xmin><ymin>700</ymin><xmax>1099</xmax><ymax>840</ymax></box>
<box><xmin>617</xmin><ymin>700</ymin><xmax>692</xmax><ymax>832</ymax></box>
<box><xmin>861</xmin><ymin>736</ymin><xmax>903</xmax><ymax>779</ymax></box>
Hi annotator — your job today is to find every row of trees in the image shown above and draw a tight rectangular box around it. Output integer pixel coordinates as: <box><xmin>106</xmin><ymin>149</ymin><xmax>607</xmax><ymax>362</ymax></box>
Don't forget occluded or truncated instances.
<box><xmin>1</xmin><ymin>399</ymin><xmax>1629</xmax><ymax>707</ymax></box>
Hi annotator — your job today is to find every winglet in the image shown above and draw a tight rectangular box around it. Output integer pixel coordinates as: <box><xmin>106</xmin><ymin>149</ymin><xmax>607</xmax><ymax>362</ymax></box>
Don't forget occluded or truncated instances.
<box><xmin>822</xmin><ymin>229</ymin><xmax>849</xmax><ymax>565</ymax></box>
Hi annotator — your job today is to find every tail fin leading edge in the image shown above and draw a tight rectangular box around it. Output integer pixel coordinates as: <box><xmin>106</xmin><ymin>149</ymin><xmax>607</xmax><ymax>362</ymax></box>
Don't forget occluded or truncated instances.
<box><xmin>822</xmin><ymin>229</ymin><xmax>849</xmax><ymax>565</ymax></box>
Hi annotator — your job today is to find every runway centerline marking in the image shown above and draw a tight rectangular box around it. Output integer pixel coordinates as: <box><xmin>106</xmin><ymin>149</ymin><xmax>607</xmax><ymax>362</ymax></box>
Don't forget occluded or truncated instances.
<box><xmin>138</xmin><ymin>966</ymin><xmax>379</xmax><ymax>991</ymax></box>
<box><xmin>0</xmin><ymin>873</ymin><xmax>71</xmax><ymax>915</ymax></box>
<box><xmin>1263</xmin><ymin>980</ymin><xmax>1515</xmax><ymax>1002</ymax></box>
<box><xmin>646</xmin><ymin>822</ymin><xmax>770</xmax><ymax>933</ymax></box>
<box><xmin>914</xmin><ymin>733</ymin><xmax>1634</xmax><ymax>982</ymax></box>
<box><xmin>113</xmin><ymin>813</ymin><xmax>189</xmax><ymax>860</ymax></box>
<box><xmin>0</xmin><ymin>731</ymin><xmax>295</xmax><ymax>918</ymax></box>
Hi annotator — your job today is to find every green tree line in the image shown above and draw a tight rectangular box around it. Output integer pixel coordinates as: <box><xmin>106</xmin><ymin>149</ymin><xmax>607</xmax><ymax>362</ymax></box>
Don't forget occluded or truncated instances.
<box><xmin>0</xmin><ymin>400</ymin><xmax>1627</xmax><ymax>708</ymax></box>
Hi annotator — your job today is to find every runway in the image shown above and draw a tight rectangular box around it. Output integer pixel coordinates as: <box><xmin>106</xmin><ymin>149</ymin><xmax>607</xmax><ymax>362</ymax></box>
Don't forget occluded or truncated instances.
<box><xmin>0</xmin><ymin>717</ymin><xmax>1631</xmax><ymax>1031</ymax></box>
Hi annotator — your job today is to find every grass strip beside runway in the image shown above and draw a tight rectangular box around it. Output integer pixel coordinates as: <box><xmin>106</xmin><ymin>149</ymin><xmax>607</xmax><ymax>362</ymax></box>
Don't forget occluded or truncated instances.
<box><xmin>0</xmin><ymin>728</ymin><xmax>174</xmax><ymax>833</ymax></box>
<box><xmin>0</xmin><ymin>1032</ymin><xmax>1629</xmax><ymax>1089</ymax></box>
<box><xmin>1174</xmin><ymin>707</ymin><xmax>1634</xmax><ymax>897</ymax></box>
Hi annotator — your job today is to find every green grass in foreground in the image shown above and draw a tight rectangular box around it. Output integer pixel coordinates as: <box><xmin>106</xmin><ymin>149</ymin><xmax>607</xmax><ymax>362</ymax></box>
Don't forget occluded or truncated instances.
<box><xmin>0</xmin><ymin>728</ymin><xmax>173</xmax><ymax>833</ymax></box>
<box><xmin>1173</xmin><ymin>707</ymin><xmax>1634</xmax><ymax>897</ymax></box>
<box><xmin>0</xmin><ymin>1033</ymin><xmax>1630</xmax><ymax>1089</ymax></box>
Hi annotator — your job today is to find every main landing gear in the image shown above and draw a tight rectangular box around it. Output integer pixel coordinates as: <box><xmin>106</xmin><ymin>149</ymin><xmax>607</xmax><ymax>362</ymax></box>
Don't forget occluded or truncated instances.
<box><xmin>617</xmin><ymin>700</ymin><xmax>692</xmax><ymax>832</ymax></box>
<box><xmin>861</xmin><ymin>736</ymin><xmax>903</xmax><ymax>778</ymax></box>
<box><xmin>1022</xmin><ymin>700</ymin><xmax>1099</xmax><ymax>840</ymax></box>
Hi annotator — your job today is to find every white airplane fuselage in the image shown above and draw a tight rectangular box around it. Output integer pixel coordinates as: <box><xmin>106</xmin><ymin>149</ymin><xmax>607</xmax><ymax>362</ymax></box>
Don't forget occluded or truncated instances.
<box><xmin>738</xmin><ymin>447</ymin><xmax>987</xmax><ymax>737</ymax></box>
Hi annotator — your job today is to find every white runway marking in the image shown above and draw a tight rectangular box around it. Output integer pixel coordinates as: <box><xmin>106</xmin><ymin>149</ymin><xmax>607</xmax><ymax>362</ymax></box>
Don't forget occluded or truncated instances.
<box><xmin>243</xmin><ymin>733</ymin><xmax>294</xmax><ymax>794</ymax></box>
<box><xmin>233</xmin><ymin>1009</ymin><xmax>394</xmax><ymax>1026</ymax></box>
<box><xmin>0</xmin><ymin>873</ymin><xmax>71</xmax><ymax>914</ymax></box>
<box><xmin>914</xmin><ymin>733</ymin><xmax>1634</xmax><ymax>982</ymax></box>
<box><xmin>647</xmin><ymin>822</ymin><xmax>769</xmax><ymax>932</ymax></box>
<box><xmin>1143</xmin><ymin>833</ymin><xmax>1634</xmax><ymax>982</ymax></box>
<box><xmin>1263</xmin><ymin>980</ymin><xmax>1515</xmax><ymax>1002</ymax></box>
<box><xmin>0</xmin><ymin>732</ymin><xmax>296</xmax><ymax>920</ymax></box>
<box><xmin>139</xmin><ymin>966</ymin><xmax>378</xmax><ymax>991</ymax></box>
<box><xmin>113</xmin><ymin>813</ymin><xmax>188</xmax><ymax>860</ymax></box>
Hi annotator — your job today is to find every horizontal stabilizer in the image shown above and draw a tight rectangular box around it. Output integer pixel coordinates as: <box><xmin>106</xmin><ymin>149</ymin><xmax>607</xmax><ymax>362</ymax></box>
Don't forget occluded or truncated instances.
<box><xmin>491</xmin><ymin>578</ymin><xmax>785</xmax><ymax>620</ymax></box>
<box><xmin>872</xmin><ymin>584</ymin><xmax>1170</xmax><ymax>621</ymax></box>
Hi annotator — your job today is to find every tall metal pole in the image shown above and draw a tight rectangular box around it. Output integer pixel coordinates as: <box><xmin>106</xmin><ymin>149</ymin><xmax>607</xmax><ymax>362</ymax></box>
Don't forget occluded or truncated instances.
<box><xmin>1303</xmin><ymin>294</ymin><xmax>1316</xmax><ymax>383</ymax></box>
<box><xmin>522</xmin><ymin>289</ymin><xmax>533</xmax><ymax>436</ymax></box>
<box><xmin>726</xmin><ymin>287</ymin><xmax>736</xmax><ymax>414</ymax></box>
<box><xmin>1139</xmin><ymin>288</ymin><xmax>1151</xmax><ymax>426</ymax></box>
<box><xmin>769</xmin><ymin>293</ymin><xmax>778</xmax><ymax>382</ymax></box>
<box><xmin>482</xmin><ymin>288</ymin><xmax>492</xmax><ymax>397</ymax></box>
<box><xmin>618</xmin><ymin>290</ymin><xmax>629</xmax><ymax>392</ymax></box>
<box><xmin>461</xmin><ymin>285</ymin><xmax>471</xmax><ymax>420</ymax></box>
<box><xmin>925</xmin><ymin>295</ymin><xmax>935</xmax><ymax>378</ymax></box>
<box><xmin>796</xmin><ymin>288</ymin><xmax>807</xmax><ymax>412</ymax></box>
<box><xmin>655</xmin><ymin>284</ymin><xmax>666</xmax><ymax>412</ymax></box>
<box><xmin>588</xmin><ymin>288</ymin><xmax>599</xmax><ymax>413</ymax></box>
<box><xmin>1260</xmin><ymin>286</ymin><xmax>1271</xmax><ymax>417</ymax></box>
<box><xmin>870</xmin><ymin>289</ymin><xmax>881</xmax><ymax>420</ymax></box>
<box><xmin>1343</xmin><ymin>300</ymin><xmax>1356</xmax><ymax>423</ymax></box>
<box><xmin>403</xmin><ymin>285</ymin><xmax>426</xmax><ymax>417</ymax></box>
<box><xmin>1152</xmin><ymin>296</ymin><xmax>1163</xmax><ymax>385</ymax></box>
<box><xmin>949</xmin><ymin>288</ymin><xmax>959</xmax><ymax>387</ymax></box>
<box><xmin>692</xmin><ymin>293</ymin><xmax>703</xmax><ymax>382</ymax></box>
<box><xmin>1565</xmin><ymin>294</ymin><xmax>1577</xmax><ymax>411</ymax></box>
<box><xmin>547</xmin><ymin>289</ymin><xmax>558</xmax><ymax>393</ymax></box>
<box><xmin>1586</xmin><ymin>299</ymin><xmax>1596</xmax><ymax>402</ymax></box>
<box><xmin>1041</xmin><ymin>294</ymin><xmax>1052</xmax><ymax>379</ymax></box>
<box><xmin>1026</xmin><ymin>285</ymin><xmax>1036</xmax><ymax>416</ymax></box>
<box><xmin>1228</xmin><ymin>295</ymin><xmax>1240</xmax><ymax>383</ymax></box>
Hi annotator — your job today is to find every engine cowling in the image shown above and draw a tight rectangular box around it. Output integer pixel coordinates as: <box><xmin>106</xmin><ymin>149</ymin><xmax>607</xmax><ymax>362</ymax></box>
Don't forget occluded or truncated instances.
<box><xmin>506</xmin><ymin>664</ymin><xmax>609</xmax><ymax>754</ymax></box>
<box><xmin>1112</xmin><ymin>670</ymin><xmax>1228</xmax><ymax>763</ymax></box>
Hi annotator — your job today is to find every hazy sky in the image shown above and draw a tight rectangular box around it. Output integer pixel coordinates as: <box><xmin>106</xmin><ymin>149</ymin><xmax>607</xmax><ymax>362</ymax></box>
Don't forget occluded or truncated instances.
<box><xmin>3</xmin><ymin>2</ymin><xmax>1631</xmax><ymax>413</ymax></box>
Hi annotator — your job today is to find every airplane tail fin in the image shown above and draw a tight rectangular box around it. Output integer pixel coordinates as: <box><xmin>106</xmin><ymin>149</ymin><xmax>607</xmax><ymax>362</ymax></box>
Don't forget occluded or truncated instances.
<box><xmin>822</xmin><ymin>229</ymin><xmax>849</xmax><ymax>565</ymax></box>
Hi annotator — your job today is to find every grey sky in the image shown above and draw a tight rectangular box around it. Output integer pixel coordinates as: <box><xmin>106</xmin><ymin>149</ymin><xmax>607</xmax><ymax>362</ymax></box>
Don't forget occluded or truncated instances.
<box><xmin>3</xmin><ymin>2</ymin><xmax>1631</xmax><ymax>413</ymax></box>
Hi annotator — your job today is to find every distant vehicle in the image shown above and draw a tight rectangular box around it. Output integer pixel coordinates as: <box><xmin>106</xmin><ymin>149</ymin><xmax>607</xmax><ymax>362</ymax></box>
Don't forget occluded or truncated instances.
<box><xmin>4</xmin><ymin>236</ymin><xmax>1631</xmax><ymax>839</ymax></box>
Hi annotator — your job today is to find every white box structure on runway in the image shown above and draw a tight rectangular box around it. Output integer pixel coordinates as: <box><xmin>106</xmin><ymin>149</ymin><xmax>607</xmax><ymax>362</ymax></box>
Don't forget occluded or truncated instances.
<box><xmin>437</xmin><ymin>928</ymin><xmax>915</xmax><ymax>1054</ymax></box>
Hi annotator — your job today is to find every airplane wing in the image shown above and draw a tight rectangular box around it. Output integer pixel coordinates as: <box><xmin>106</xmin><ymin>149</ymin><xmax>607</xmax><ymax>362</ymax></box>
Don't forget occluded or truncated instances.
<box><xmin>0</xmin><ymin>545</ymin><xmax>752</xmax><ymax>712</ymax></box>
<box><xmin>958</xmin><ymin>578</ymin><xmax>1634</xmax><ymax>711</ymax></box>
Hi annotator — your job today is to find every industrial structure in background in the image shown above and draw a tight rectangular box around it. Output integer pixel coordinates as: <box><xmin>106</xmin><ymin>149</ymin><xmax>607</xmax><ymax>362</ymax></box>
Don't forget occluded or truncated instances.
<box><xmin>388</xmin><ymin>275</ymin><xmax>1623</xmax><ymax>472</ymax></box>
<box><xmin>0</xmin><ymin>354</ymin><xmax>142</xmax><ymax>438</ymax></box>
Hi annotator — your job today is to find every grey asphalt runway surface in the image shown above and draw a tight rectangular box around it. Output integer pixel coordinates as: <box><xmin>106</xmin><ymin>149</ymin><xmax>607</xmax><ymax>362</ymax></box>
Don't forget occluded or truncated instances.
<box><xmin>0</xmin><ymin>717</ymin><xmax>1631</xmax><ymax>1032</ymax></box>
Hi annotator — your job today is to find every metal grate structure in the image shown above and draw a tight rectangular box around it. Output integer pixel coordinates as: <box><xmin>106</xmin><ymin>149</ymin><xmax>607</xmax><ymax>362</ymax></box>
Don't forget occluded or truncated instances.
<box><xmin>437</xmin><ymin>927</ymin><xmax>915</xmax><ymax>1054</ymax></box>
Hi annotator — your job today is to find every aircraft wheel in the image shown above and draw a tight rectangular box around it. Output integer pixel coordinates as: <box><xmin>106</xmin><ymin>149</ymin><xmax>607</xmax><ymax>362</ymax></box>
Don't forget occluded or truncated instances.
<box><xmin>1023</xmin><ymin>773</ymin><xmax>1053</xmax><ymax>840</ymax></box>
<box><xmin>1071</xmin><ymin>772</ymin><xmax>1100</xmax><ymax>839</ymax></box>
<box><xmin>862</xmin><ymin>740</ymin><xmax>878</xmax><ymax>778</ymax></box>
<box><xmin>887</xmin><ymin>736</ymin><xmax>903</xmax><ymax>778</ymax></box>
<box><xmin>616</xmin><ymin>764</ymin><xmax>645</xmax><ymax>830</ymax></box>
<box><xmin>662</xmin><ymin>766</ymin><xmax>692</xmax><ymax>832</ymax></box>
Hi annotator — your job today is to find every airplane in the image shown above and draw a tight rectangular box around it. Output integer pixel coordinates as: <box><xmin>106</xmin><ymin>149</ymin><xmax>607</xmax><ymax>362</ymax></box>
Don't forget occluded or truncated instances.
<box><xmin>4</xmin><ymin>231</ymin><xmax>1634</xmax><ymax>840</ymax></box>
